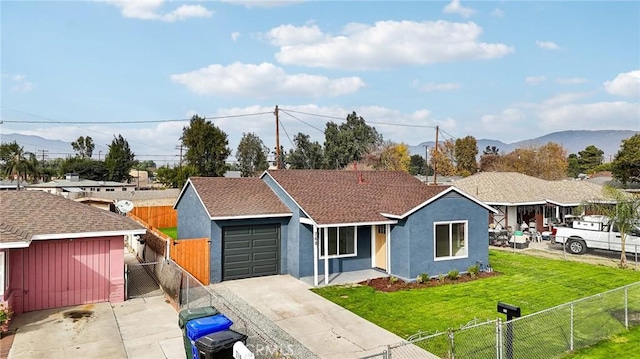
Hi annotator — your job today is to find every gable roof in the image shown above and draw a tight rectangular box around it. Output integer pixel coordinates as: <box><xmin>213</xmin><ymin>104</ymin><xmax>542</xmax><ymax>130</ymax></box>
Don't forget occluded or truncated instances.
<box><xmin>28</xmin><ymin>178</ymin><xmax>135</xmax><ymax>188</ymax></box>
<box><xmin>177</xmin><ymin>177</ymin><xmax>292</xmax><ymax>220</ymax></box>
<box><xmin>452</xmin><ymin>172</ymin><xmax>609</xmax><ymax>206</ymax></box>
<box><xmin>0</xmin><ymin>190</ymin><xmax>146</xmax><ymax>248</ymax></box>
<box><xmin>264</xmin><ymin>170</ymin><xmax>492</xmax><ymax>226</ymax></box>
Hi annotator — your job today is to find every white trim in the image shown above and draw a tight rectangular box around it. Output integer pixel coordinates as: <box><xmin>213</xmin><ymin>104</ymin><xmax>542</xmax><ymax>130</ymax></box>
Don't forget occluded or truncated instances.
<box><xmin>31</xmin><ymin>229</ymin><xmax>146</xmax><ymax>241</ymax></box>
<box><xmin>318</xmin><ymin>226</ymin><xmax>358</xmax><ymax>259</ymax></box>
<box><xmin>172</xmin><ymin>177</ymin><xmax>195</xmax><ymax>210</ymax></box>
<box><xmin>313</xmin><ymin>225</ymin><xmax>318</xmax><ymax>287</ymax></box>
<box><xmin>300</xmin><ymin>217</ymin><xmax>317</xmax><ymax>226</ymax></box>
<box><xmin>323</xmin><ymin>227</ymin><xmax>328</xmax><ymax>285</ymax></box>
<box><xmin>317</xmin><ymin>220</ymin><xmax>397</xmax><ymax>228</ymax></box>
<box><xmin>433</xmin><ymin>220</ymin><xmax>469</xmax><ymax>261</ymax></box>
<box><xmin>0</xmin><ymin>251</ymin><xmax>5</xmax><ymax>297</ymax></box>
<box><xmin>483</xmin><ymin>201</ymin><xmax>547</xmax><ymax>206</ymax></box>
<box><xmin>211</xmin><ymin>213</ymin><xmax>292</xmax><ymax>221</ymax></box>
<box><xmin>0</xmin><ymin>241</ymin><xmax>30</xmax><ymax>249</ymax></box>
<box><xmin>380</xmin><ymin>213</ymin><xmax>402</xmax><ymax>219</ymax></box>
<box><xmin>398</xmin><ymin>187</ymin><xmax>499</xmax><ymax>219</ymax></box>
<box><xmin>370</xmin><ymin>226</ymin><xmax>376</xmax><ymax>268</ymax></box>
<box><xmin>386</xmin><ymin>223</ymin><xmax>391</xmax><ymax>274</ymax></box>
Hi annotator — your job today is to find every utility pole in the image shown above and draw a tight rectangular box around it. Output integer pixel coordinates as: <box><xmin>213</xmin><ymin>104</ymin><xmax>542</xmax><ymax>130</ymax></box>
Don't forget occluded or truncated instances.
<box><xmin>424</xmin><ymin>145</ymin><xmax>429</xmax><ymax>184</ymax></box>
<box><xmin>433</xmin><ymin>126</ymin><xmax>439</xmax><ymax>185</ymax></box>
<box><xmin>98</xmin><ymin>150</ymin><xmax>102</xmax><ymax>161</ymax></box>
<box><xmin>175</xmin><ymin>145</ymin><xmax>184</xmax><ymax>168</ymax></box>
<box><xmin>38</xmin><ymin>149</ymin><xmax>48</xmax><ymax>162</ymax></box>
<box><xmin>275</xmin><ymin>105</ymin><xmax>280</xmax><ymax>170</ymax></box>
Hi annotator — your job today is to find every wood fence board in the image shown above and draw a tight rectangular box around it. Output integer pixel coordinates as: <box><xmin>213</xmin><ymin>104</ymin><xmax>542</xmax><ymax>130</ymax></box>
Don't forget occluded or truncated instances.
<box><xmin>130</xmin><ymin>206</ymin><xmax>177</xmax><ymax>229</ymax></box>
<box><xmin>170</xmin><ymin>238</ymin><xmax>210</xmax><ymax>285</ymax></box>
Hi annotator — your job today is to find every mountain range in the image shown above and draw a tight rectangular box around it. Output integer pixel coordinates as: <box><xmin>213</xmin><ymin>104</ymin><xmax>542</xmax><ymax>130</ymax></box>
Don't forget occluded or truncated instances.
<box><xmin>1</xmin><ymin>130</ymin><xmax>637</xmax><ymax>162</ymax></box>
<box><xmin>407</xmin><ymin>130</ymin><xmax>638</xmax><ymax>161</ymax></box>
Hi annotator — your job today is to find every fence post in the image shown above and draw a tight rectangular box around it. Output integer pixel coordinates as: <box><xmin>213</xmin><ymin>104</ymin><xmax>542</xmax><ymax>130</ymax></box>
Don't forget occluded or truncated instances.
<box><xmin>570</xmin><ymin>302</ymin><xmax>574</xmax><ymax>352</ymax></box>
<box><xmin>562</xmin><ymin>236</ymin><xmax>566</xmax><ymax>260</ymax></box>
<box><xmin>448</xmin><ymin>330</ymin><xmax>455</xmax><ymax>359</ymax></box>
<box><xmin>625</xmin><ymin>286</ymin><xmax>629</xmax><ymax>330</ymax></box>
<box><xmin>635</xmin><ymin>245</ymin><xmax>638</xmax><ymax>271</ymax></box>
<box><xmin>387</xmin><ymin>345</ymin><xmax>391</xmax><ymax>359</ymax></box>
<box><xmin>495</xmin><ymin>318</ymin><xmax>501</xmax><ymax>359</ymax></box>
<box><xmin>498</xmin><ymin>319</ymin><xmax>503</xmax><ymax>359</ymax></box>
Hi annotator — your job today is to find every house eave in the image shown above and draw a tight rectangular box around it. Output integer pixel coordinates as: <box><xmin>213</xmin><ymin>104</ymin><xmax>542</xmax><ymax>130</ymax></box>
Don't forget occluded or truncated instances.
<box><xmin>210</xmin><ymin>213</ymin><xmax>293</xmax><ymax>221</ymax></box>
<box><xmin>316</xmin><ymin>219</ymin><xmax>398</xmax><ymax>228</ymax></box>
<box><xmin>0</xmin><ymin>241</ymin><xmax>30</xmax><ymax>249</ymax></box>
<box><xmin>398</xmin><ymin>187</ymin><xmax>499</xmax><ymax>218</ymax></box>
<box><xmin>31</xmin><ymin>229</ymin><xmax>147</xmax><ymax>241</ymax></box>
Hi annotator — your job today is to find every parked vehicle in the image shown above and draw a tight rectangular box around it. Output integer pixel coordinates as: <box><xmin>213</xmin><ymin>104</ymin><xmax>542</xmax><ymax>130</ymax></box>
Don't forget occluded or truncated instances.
<box><xmin>553</xmin><ymin>215</ymin><xmax>640</xmax><ymax>255</ymax></box>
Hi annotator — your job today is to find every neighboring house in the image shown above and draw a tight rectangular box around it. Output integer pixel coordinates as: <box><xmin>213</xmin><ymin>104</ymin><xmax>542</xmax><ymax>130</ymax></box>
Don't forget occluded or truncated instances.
<box><xmin>27</xmin><ymin>173</ymin><xmax>136</xmax><ymax>199</ymax></box>
<box><xmin>175</xmin><ymin>170</ymin><xmax>495</xmax><ymax>286</ymax></box>
<box><xmin>0</xmin><ymin>180</ymin><xmax>24</xmax><ymax>191</ymax></box>
<box><xmin>0</xmin><ymin>191</ymin><xmax>146</xmax><ymax>314</ymax></box>
<box><xmin>452</xmin><ymin>172</ymin><xmax>609</xmax><ymax>232</ymax></box>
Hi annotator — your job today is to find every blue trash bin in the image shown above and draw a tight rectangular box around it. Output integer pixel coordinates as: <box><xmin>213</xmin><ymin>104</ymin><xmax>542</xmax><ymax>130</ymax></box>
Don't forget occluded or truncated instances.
<box><xmin>186</xmin><ymin>314</ymin><xmax>233</xmax><ymax>359</ymax></box>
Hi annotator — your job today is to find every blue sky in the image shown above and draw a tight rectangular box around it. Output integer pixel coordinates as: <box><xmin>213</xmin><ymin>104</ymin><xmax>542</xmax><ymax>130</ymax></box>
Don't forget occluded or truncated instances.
<box><xmin>1</xmin><ymin>0</ymin><xmax>639</xmax><ymax>165</ymax></box>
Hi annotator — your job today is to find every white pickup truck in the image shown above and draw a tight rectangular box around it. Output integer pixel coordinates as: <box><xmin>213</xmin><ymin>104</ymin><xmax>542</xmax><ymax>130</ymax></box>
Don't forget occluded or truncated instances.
<box><xmin>553</xmin><ymin>215</ymin><xmax>640</xmax><ymax>255</ymax></box>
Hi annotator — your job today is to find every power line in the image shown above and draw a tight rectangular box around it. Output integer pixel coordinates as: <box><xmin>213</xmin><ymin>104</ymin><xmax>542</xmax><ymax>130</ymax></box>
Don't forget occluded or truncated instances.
<box><xmin>279</xmin><ymin>108</ymin><xmax>438</xmax><ymax>129</ymax></box>
<box><xmin>279</xmin><ymin>109</ymin><xmax>325</xmax><ymax>134</ymax></box>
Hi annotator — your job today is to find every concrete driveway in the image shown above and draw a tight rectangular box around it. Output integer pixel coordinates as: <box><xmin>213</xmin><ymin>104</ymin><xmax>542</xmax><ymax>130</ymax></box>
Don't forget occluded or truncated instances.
<box><xmin>8</xmin><ymin>296</ymin><xmax>185</xmax><ymax>359</ymax></box>
<box><xmin>216</xmin><ymin>275</ymin><xmax>405</xmax><ymax>359</ymax></box>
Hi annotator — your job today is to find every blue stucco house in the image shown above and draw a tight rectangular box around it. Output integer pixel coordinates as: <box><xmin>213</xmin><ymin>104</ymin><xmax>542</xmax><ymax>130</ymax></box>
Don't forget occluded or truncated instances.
<box><xmin>174</xmin><ymin>170</ymin><xmax>495</xmax><ymax>286</ymax></box>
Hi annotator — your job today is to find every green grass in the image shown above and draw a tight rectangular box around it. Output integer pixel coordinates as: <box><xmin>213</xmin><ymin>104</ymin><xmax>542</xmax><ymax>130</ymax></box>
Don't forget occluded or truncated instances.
<box><xmin>312</xmin><ymin>250</ymin><xmax>640</xmax><ymax>338</ymax></box>
<box><xmin>158</xmin><ymin>227</ymin><xmax>177</xmax><ymax>239</ymax></box>
<box><xmin>561</xmin><ymin>326</ymin><xmax>640</xmax><ymax>358</ymax></box>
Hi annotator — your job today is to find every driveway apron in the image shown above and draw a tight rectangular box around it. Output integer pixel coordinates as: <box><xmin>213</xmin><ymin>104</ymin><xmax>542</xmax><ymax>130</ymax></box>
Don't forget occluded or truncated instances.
<box><xmin>217</xmin><ymin>275</ymin><xmax>405</xmax><ymax>359</ymax></box>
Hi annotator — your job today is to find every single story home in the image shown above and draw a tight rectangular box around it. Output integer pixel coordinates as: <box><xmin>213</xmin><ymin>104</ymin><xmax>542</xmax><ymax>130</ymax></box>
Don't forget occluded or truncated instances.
<box><xmin>27</xmin><ymin>173</ymin><xmax>136</xmax><ymax>199</ymax></box>
<box><xmin>175</xmin><ymin>170</ymin><xmax>495</xmax><ymax>286</ymax></box>
<box><xmin>452</xmin><ymin>172</ymin><xmax>609</xmax><ymax>232</ymax></box>
<box><xmin>0</xmin><ymin>190</ymin><xmax>146</xmax><ymax>314</ymax></box>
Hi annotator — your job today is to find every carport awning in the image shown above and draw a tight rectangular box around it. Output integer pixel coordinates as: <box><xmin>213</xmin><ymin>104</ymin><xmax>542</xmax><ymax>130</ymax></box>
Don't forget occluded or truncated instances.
<box><xmin>62</xmin><ymin>187</ymin><xmax>83</xmax><ymax>193</ymax></box>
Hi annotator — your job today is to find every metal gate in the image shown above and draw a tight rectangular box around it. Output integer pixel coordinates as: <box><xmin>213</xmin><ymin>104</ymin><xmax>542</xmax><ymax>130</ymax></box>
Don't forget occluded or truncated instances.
<box><xmin>125</xmin><ymin>261</ymin><xmax>163</xmax><ymax>299</ymax></box>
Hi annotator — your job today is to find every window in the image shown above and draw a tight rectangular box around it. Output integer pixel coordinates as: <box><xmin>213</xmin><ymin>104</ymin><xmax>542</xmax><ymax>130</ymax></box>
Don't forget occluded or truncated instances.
<box><xmin>122</xmin><ymin>188</ymin><xmax>127</xmax><ymax>191</ymax></box>
<box><xmin>319</xmin><ymin>226</ymin><xmax>356</xmax><ymax>258</ymax></box>
<box><xmin>434</xmin><ymin>221</ymin><xmax>468</xmax><ymax>260</ymax></box>
<box><xmin>106</xmin><ymin>188</ymin><xmax>115</xmax><ymax>192</ymax></box>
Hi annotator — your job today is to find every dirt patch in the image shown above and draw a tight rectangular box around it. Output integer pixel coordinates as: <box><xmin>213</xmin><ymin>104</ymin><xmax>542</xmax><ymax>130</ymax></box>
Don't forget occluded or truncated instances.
<box><xmin>360</xmin><ymin>272</ymin><xmax>502</xmax><ymax>293</ymax></box>
<box><xmin>63</xmin><ymin>310</ymin><xmax>94</xmax><ymax>322</ymax></box>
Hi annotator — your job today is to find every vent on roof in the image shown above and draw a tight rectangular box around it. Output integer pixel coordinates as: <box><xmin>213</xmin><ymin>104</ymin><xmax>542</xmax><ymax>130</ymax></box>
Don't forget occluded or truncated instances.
<box><xmin>65</xmin><ymin>173</ymin><xmax>80</xmax><ymax>182</ymax></box>
<box><xmin>358</xmin><ymin>173</ymin><xmax>367</xmax><ymax>184</ymax></box>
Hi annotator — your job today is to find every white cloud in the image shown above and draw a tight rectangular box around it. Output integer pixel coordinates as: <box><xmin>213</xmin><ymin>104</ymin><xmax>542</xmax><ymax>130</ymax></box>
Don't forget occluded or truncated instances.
<box><xmin>101</xmin><ymin>0</ymin><xmax>212</xmax><ymax>22</ymax></box>
<box><xmin>170</xmin><ymin>62</ymin><xmax>365</xmax><ymax>97</ymax></box>
<box><xmin>542</xmin><ymin>92</ymin><xmax>591</xmax><ymax>107</ymax></box>
<box><xmin>2</xmin><ymin>73</ymin><xmax>35</xmax><ymax>92</ymax></box>
<box><xmin>415</xmin><ymin>82</ymin><xmax>461</xmax><ymax>92</ymax></box>
<box><xmin>603</xmin><ymin>70</ymin><xmax>640</xmax><ymax>97</ymax></box>
<box><xmin>443</xmin><ymin>0</ymin><xmax>475</xmax><ymax>18</ymax></box>
<box><xmin>525</xmin><ymin>76</ymin><xmax>546</xmax><ymax>85</ymax></box>
<box><xmin>556</xmin><ymin>77</ymin><xmax>587</xmax><ymax>85</ymax></box>
<box><xmin>267</xmin><ymin>21</ymin><xmax>513</xmax><ymax>70</ymax></box>
<box><xmin>231</xmin><ymin>32</ymin><xmax>241</xmax><ymax>41</ymax></box>
<box><xmin>537</xmin><ymin>101</ymin><xmax>639</xmax><ymax>130</ymax></box>
<box><xmin>536</xmin><ymin>40</ymin><xmax>560</xmax><ymax>50</ymax></box>
<box><xmin>220</xmin><ymin>0</ymin><xmax>303</xmax><ymax>8</ymax></box>
<box><xmin>490</xmin><ymin>8</ymin><xmax>504</xmax><ymax>18</ymax></box>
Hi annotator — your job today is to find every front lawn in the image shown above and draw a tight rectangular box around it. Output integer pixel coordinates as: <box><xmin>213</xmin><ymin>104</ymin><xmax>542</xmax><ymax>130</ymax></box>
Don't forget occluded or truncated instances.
<box><xmin>312</xmin><ymin>250</ymin><xmax>639</xmax><ymax>338</ymax></box>
<box><xmin>561</xmin><ymin>326</ymin><xmax>640</xmax><ymax>358</ymax></box>
<box><xmin>158</xmin><ymin>227</ymin><xmax>177</xmax><ymax>239</ymax></box>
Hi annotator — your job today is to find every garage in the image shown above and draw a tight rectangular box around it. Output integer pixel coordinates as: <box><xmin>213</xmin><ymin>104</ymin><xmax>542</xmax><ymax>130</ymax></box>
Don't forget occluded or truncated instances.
<box><xmin>22</xmin><ymin>238</ymin><xmax>112</xmax><ymax>312</ymax></box>
<box><xmin>222</xmin><ymin>224</ymin><xmax>280</xmax><ymax>281</ymax></box>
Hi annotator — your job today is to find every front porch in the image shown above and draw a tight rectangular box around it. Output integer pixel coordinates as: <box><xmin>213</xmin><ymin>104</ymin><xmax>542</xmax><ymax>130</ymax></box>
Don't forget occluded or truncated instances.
<box><xmin>300</xmin><ymin>268</ymin><xmax>389</xmax><ymax>287</ymax></box>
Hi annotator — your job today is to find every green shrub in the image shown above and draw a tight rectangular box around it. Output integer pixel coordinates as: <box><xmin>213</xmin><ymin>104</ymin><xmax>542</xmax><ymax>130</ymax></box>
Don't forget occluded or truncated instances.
<box><xmin>438</xmin><ymin>274</ymin><xmax>446</xmax><ymax>283</ymax></box>
<box><xmin>389</xmin><ymin>276</ymin><xmax>398</xmax><ymax>284</ymax></box>
<box><xmin>447</xmin><ymin>269</ymin><xmax>460</xmax><ymax>280</ymax></box>
<box><xmin>416</xmin><ymin>273</ymin><xmax>430</xmax><ymax>284</ymax></box>
<box><xmin>467</xmin><ymin>264</ymin><xmax>480</xmax><ymax>278</ymax></box>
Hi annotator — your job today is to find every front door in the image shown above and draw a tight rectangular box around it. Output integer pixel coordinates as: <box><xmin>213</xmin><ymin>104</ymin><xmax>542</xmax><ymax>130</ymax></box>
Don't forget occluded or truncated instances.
<box><xmin>374</xmin><ymin>225</ymin><xmax>387</xmax><ymax>270</ymax></box>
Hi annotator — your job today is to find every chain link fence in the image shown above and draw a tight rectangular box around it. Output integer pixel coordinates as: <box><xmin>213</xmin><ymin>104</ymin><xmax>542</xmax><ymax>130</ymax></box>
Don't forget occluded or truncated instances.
<box><xmin>540</xmin><ymin>235</ymin><xmax>640</xmax><ymax>270</ymax></box>
<box><xmin>365</xmin><ymin>281</ymin><xmax>640</xmax><ymax>359</ymax></box>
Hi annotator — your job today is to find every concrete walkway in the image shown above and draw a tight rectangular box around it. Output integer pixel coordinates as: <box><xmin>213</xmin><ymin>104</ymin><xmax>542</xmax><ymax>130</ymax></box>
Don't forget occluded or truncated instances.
<box><xmin>217</xmin><ymin>275</ymin><xmax>405</xmax><ymax>359</ymax></box>
<box><xmin>8</xmin><ymin>296</ymin><xmax>185</xmax><ymax>359</ymax></box>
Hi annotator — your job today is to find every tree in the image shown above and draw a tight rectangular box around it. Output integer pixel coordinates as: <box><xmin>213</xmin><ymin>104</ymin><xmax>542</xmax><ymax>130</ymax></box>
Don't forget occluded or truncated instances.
<box><xmin>430</xmin><ymin>139</ymin><xmax>456</xmax><ymax>176</ymax></box>
<box><xmin>71</xmin><ymin>136</ymin><xmax>95</xmax><ymax>159</ymax></box>
<box><xmin>156</xmin><ymin>164</ymin><xmax>197</xmax><ymax>188</ymax></box>
<box><xmin>496</xmin><ymin>142</ymin><xmax>568</xmax><ymax>180</ymax></box>
<box><xmin>580</xmin><ymin>186</ymin><xmax>640</xmax><ymax>268</ymax></box>
<box><xmin>454</xmin><ymin>136</ymin><xmax>478</xmax><ymax>177</ymax></box>
<box><xmin>479</xmin><ymin>146</ymin><xmax>500</xmax><ymax>172</ymax></box>
<box><xmin>366</xmin><ymin>141</ymin><xmax>411</xmax><ymax>171</ymax></box>
<box><xmin>181</xmin><ymin>115</ymin><xmax>230</xmax><ymax>177</ymax></box>
<box><xmin>60</xmin><ymin>157</ymin><xmax>108</xmax><ymax>181</ymax></box>
<box><xmin>323</xmin><ymin>112</ymin><xmax>382</xmax><ymax>169</ymax></box>
<box><xmin>287</xmin><ymin>132</ymin><xmax>324</xmax><ymax>169</ymax></box>
<box><xmin>105</xmin><ymin>134</ymin><xmax>136</xmax><ymax>182</ymax></box>
<box><xmin>236</xmin><ymin>133</ymin><xmax>269</xmax><ymax>177</ymax></box>
<box><xmin>567</xmin><ymin>153</ymin><xmax>581</xmax><ymax>178</ymax></box>
<box><xmin>137</xmin><ymin>160</ymin><xmax>157</xmax><ymax>171</ymax></box>
<box><xmin>612</xmin><ymin>134</ymin><xmax>640</xmax><ymax>185</ymax></box>
<box><xmin>577</xmin><ymin>145</ymin><xmax>604</xmax><ymax>174</ymax></box>
<box><xmin>0</xmin><ymin>141</ymin><xmax>38</xmax><ymax>188</ymax></box>
<box><xmin>408</xmin><ymin>154</ymin><xmax>427</xmax><ymax>175</ymax></box>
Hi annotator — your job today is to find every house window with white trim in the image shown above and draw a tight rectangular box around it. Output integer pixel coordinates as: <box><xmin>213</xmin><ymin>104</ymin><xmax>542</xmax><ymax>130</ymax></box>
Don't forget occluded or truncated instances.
<box><xmin>319</xmin><ymin>226</ymin><xmax>356</xmax><ymax>258</ymax></box>
<box><xmin>434</xmin><ymin>221</ymin><xmax>468</xmax><ymax>260</ymax></box>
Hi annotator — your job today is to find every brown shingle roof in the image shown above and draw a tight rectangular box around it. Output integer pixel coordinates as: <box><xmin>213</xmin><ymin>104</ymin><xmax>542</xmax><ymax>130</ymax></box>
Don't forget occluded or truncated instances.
<box><xmin>452</xmin><ymin>172</ymin><xmax>608</xmax><ymax>205</ymax></box>
<box><xmin>266</xmin><ymin>170</ymin><xmax>450</xmax><ymax>225</ymax></box>
<box><xmin>187</xmin><ymin>177</ymin><xmax>292</xmax><ymax>219</ymax></box>
<box><xmin>0</xmin><ymin>190</ymin><xmax>146</xmax><ymax>246</ymax></box>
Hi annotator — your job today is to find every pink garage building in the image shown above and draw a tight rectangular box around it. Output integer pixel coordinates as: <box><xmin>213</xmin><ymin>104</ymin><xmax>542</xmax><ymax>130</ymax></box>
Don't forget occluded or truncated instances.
<box><xmin>0</xmin><ymin>190</ymin><xmax>146</xmax><ymax>314</ymax></box>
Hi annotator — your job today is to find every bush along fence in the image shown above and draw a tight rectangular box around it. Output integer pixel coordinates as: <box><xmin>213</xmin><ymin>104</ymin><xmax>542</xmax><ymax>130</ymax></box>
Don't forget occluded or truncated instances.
<box><xmin>364</xmin><ymin>281</ymin><xmax>640</xmax><ymax>359</ymax></box>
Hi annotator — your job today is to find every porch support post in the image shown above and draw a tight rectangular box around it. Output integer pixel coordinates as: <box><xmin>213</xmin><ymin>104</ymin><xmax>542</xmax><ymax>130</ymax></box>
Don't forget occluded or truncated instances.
<box><xmin>324</xmin><ymin>227</ymin><xmax>329</xmax><ymax>285</ymax></box>
<box><xmin>313</xmin><ymin>226</ymin><xmax>318</xmax><ymax>287</ymax></box>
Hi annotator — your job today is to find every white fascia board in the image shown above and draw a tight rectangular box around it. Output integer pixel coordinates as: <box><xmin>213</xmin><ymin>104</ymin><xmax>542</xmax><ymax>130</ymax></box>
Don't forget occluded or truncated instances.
<box><xmin>399</xmin><ymin>187</ymin><xmax>499</xmax><ymax>218</ymax></box>
<box><xmin>0</xmin><ymin>241</ymin><xmax>31</xmax><ymax>249</ymax></box>
<box><xmin>545</xmin><ymin>199</ymin><xmax>580</xmax><ymax>207</ymax></box>
<box><xmin>260</xmin><ymin>171</ymin><xmax>315</xmax><ymax>222</ymax></box>
<box><xmin>31</xmin><ymin>229</ymin><xmax>147</xmax><ymax>241</ymax></box>
<box><xmin>316</xmin><ymin>220</ymin><xmax>397</xmax><ymax>228</ymax></box>
<box><xmin>211</xmin><ymin>213</ymin><xmax>292</xmax><ymax>221</ymax></box>
<box><xmin>300</xmin><ymin>217</ymin><xmax>317</xmax><ymax>226</ymax></box>
<box><xmin>380</xmin><ymin>213</ymin><xmax>402</xmax><ymax>219</ymax></box>
<box><xmin>172</xmin><ymin>178</ymin><xmax>193</xmax><ymax>210</ymax></box>
<box><xmin>175</xmin><ymin>179</ymin><xmax>214</xmax><ymax>219</ymax></box>
<box><xmin>512</xmin><ymin>201</ymin><xmax>548</xmax><ymax>206</ymax></box>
